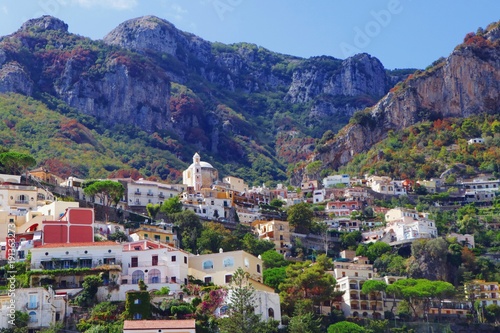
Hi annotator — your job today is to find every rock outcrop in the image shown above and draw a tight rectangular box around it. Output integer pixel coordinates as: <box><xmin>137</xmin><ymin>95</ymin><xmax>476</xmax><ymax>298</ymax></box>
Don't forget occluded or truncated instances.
<box><xmin>311</xmin><ymin>24</ymin><xmax>500</xmax><ymax>172</ymax></box>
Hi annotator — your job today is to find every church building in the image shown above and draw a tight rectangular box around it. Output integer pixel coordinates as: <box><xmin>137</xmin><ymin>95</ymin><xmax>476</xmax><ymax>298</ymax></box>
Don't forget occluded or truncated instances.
<box><xmin>182</xmin><ymin>153</ymin><xmax>218</xmax><ymax>191</ymax></box>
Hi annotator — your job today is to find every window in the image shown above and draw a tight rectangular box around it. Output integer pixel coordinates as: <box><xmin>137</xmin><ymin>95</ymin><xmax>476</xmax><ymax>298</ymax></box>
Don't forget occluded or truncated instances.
<box><xmin>18</xmin><ymin>250</ymin><xmax>25</xmax><ymax>259</ymax></box>
<box><xmin>225</xmin><ymin>274</ymin><xmax>232</xmax><ymax>284</ymax></box>
<box><xmin>154</xmin><ymin>235</ymin><xmax>160</xmax><ymax>241</ymax></box>
<box><xmin>133</xmin><ymin>313</ymin><xmax>142</xmax><ymax>320</ymax></box>
<box><xmin>204</xmin><ymin>276</ymin><xmax>212</xmax><ymax>284</ymax></box>
<box><xmin>148</xmin><ymin>269</ymin><xmax>161</xmax><ymax>284</ymax></box>
<box><xmin>29</xmin><ymin>311</ymin><xmax>37</xmax><ymax>323</ymax></box>
<box><xmin>166</xmin><ymin>236</ymin><xmax>170</xmax><ymax>242</ymax></box>
<box><xmin>203</xmin><ymin>260</ymin><xmax>214</xmax><ymax>270</ymax></box>
<box><xmin>131</xmin><ymin>257</ymin><xmax>138</xmax><ymax>267</ymax></box>
<box><xmin>184</xmin><ymin>256</ymin><xmax>187</xmax><ymax>264</ymax></box>
<box><xmin>268</xmin><ymin>308</ymin><xmax>275</xmax><ymax>319</ymax></box>
<box><xmin>144</xmin><ymin>234</ymin><xmax>148</xmax><ymax>239</ymax></box>
<box><xmin>257</xmin><ymin>264</ymin><xmax>261</xmax><ymax>273</ymax></box>
<box><xmin>171</xmin><ymin>255</ymin><xmax>176</xmax><ymax>262</ymax></box>
<box><xmin>134</xmin><ymin>299</ymin><xmax>141</xmax><ymax>304</ymax></box>
<box><xmin>223</xmin><ymin>257</ymin><xmax>234</xmax><ymax>267</ymax></box>
<box><xmin>132</xmin><ymin>270</ymin><xmax>144</xmax><ymax>284</ymax></box>
<box><xmin>152</xmin><ymin>255</ymin><xmax>158</xmax><ymax>266</ymax></box>
<box><xmin>244</xmin><ymin>258</ymin><xmax>249</xmax><ymax>267</ymax></box>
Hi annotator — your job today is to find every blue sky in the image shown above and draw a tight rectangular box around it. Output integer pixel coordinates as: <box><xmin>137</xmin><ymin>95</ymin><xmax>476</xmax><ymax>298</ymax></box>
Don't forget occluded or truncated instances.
<box><xmin>1</xmin><ymin>0</ymin><xmax>499</xmax><ymax>69</ymax></box>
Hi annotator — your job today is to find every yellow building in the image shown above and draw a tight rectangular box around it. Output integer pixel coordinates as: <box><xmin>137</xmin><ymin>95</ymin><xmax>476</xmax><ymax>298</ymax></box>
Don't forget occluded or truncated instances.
<box><xmin>466</xmin><ymin>279</ymin><xmax>500</xmax><ymax>307</ymax></box>
<box><xmin>252</xmin><ymin>219</ymin><xmax>291</xmax><ymax>256</ymax></box>
<box><xmin>130</xmin><ymin>225</ymin><xmax>178</xmax><ymax>247</ymax></box>
<box><xmin>189</xmin><ymin>250</ymin><xmax>263</xmax><ymax>285</ymax></box>
<box><xmin>223</xmin><ymin>176</ymin><xmax>248</xmax><ymax>193</ymax></box>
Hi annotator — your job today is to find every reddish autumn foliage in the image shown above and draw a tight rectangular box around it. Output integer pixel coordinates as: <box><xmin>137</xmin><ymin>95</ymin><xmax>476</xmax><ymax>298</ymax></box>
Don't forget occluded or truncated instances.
<box><xmin>108</xmin><ymin>169</ymin><xmax>143</xmax><ymax>180</ymax></box>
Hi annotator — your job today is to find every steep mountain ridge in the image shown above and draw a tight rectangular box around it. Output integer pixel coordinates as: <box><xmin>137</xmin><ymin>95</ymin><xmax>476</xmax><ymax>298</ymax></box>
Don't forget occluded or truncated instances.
<box><xmin>304</xmin><ymin>22</ymin><xmax>500</xmax><ymax>182</ymax></box>
<box><xmin>0</xmin><ymin>15</ymin><xmax>409</xmax><ymax>183</ymax></box>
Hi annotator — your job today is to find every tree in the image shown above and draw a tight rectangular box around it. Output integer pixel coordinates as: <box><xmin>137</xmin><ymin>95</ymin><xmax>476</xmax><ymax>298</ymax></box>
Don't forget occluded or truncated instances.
<box><xmin>0</xmin><ymin>151</ymin><xmax>36</xmax><ymax>178</ymax></box>
<box><xmin>340</xmin><ymin>231</ymin><xmax>362</xmax><ymax>250</ymax></box>
<box><xmin>146</xmin><ymin>203</ymin><xmax>161</xmax><ymax>222</ymax></box>
<box><xmin>366</xmin><ymin>242</ymin><xmax>392</xmax><ymax>262</ymax></box>
<box><xmin>279</xmin><ymin>255</ymin><xmax>339</xmax><ymax>315</ymax></box>
<box><xmin>263</xmin><ymin>266</ymin><xmax>287</xmax><ymax>291</ymax></box>
<box><xmin>261</xmin><ymin>249</ymin><xmax>288</xmax><ymax>269</ymax></box>
<box><xmin>361</xmin><ymin>280</ymin><xmax>387</xmax><ymax>301</ymax></box>
<box><xmin>83</xmin><ymin>180</ymin><xmax>124</xmax><ymax>222</ymax></box>
<box><xmin>269</xmin><ymin>198</ymin><xmax>285</xmax><ymax>208</ymax></box>
<box><xmin>327</xmin><ymin>321</ymin><xmax>366</xmax><ymax>333</ymax></box>
<box><xmin>161</xmin><ymin>196</ymin><xmax>183</xmax><ymax>215</ymax></box>
<box><xmin>241</xmin><ymin>233</ymin><xmax>275</xmax><ymax>256</ymax></box>
<box><xmin>171</xmin><ymin>210</ymin><xmax>203</xmax><ymax>252</ymax></box>
<box><xmin>198</xmin><ymin>222</ymin><xmax>235</xmax><ymax>253</ymax></box>
<box><xmin>74</xmin><ymin>275</ymin><xmax>102</xmax><ymax>307</ymax></box>
<box><xmin>218</xmin><ymin>268</ymin><xmax>278</xmax><ymax>333</ymax></box>
<box><xmin>108</xmin><ymin>230</ymin><xmax>128</xmax><ymax>242</ymax></box>
<box><xmin>287</xmin><ymin>202</ymin><xmax>314</xmax><ymax>234</ymax></box>
<box><xmin>288</xmin><ymin>300</ymin><xmax>322</xmax><ymax>333</ymax></box>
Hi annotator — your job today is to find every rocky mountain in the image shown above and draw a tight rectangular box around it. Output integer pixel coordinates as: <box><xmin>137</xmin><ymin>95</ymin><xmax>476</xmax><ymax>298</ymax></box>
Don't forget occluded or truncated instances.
<box><xmin>303</xmin><ymin>22</ymin><xmax>500</xmax><ymax>183</ymax></box>
<box><xmin>0</xmin><ymin>15</ymin><xmax>410</xmax><ymax>183</ymax></box>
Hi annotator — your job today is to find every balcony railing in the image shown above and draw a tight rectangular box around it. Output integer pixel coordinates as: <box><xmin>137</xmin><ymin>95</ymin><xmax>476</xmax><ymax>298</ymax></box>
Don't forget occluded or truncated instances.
<box><xmin>26</xmin><ymin>302</ymin><xmax>39</xmax><ymax>310</ymax></box>
<box><xmin>134</xmin><ymin>191</ymin><xmax>141</xmax><ymax>195</ymax></box>
<box><xmin>15</xmin><ymin>200</ymin><xmax>30</xmax><ymax>204</ymax></box>
<box><xmin>32</xmin><ymin>260</ymin><xmax>122</xmax><ymax>271</ymax></box>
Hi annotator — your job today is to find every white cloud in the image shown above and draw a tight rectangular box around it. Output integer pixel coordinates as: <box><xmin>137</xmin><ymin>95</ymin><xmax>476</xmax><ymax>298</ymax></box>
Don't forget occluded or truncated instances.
<box><xmin>72</xmin><ymin>0</ymin><xmax>138</xmax><ymax>10</ymax></box>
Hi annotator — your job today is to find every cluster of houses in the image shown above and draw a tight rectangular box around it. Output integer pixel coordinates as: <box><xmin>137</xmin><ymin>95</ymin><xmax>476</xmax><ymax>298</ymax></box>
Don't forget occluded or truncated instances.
<box><xmin>0</xmin><ymin>152</ymin><xmax>498</xmax><ymax>331</ymax></box>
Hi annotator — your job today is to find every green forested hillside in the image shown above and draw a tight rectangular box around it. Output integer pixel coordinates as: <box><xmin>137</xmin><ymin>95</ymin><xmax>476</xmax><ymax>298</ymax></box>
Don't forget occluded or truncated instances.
<box><xmin>0</xmin><ymin>93</ymin><xmax>186</xmax><ymax>180</ymax></box>
<box><xmin>338</xmin><ymin>115</ymin><xmax>500</xmax><ymax>180</ymax></box>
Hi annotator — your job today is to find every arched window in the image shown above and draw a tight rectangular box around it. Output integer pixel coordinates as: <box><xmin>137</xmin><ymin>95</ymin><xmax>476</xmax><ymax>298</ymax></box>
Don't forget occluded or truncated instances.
<box><xmin>131</xmin><ymin>270</ymin><xmax>144</xmax><ymax>284</ymax></box>
<box><xmin>148</xmin><ymin>269</ymin><xmax>161</xmax><ymax>284</ymax></box>
<box><xmin>203</xmin><ymin>260</ymin><xmax>214</xmax><ymax>270</ymax></box>
<box><xmin>29</xmin><ymin>311</ymin><xmax>37</xmax><ymax>323</ymax></box>
<box><xmin>257</xmin><ymin>264</ymin><xmax>261</xmax><ymax>273</ymax></box>
<box><xmin>268</xmin><ymin>308</ymin><xmax>275</xmax><ymax>319</ymax></box>
<box><xmin>223</xmin><ymin>257</ymin><xmax>234</xmax><ymax>268</ymax></box>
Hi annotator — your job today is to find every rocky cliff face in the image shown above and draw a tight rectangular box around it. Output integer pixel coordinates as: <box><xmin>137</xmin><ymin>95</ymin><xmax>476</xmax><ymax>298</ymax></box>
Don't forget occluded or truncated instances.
<box><xmin>0</xmin><ymin>16</ymin><xmax>171</xmax><ymax>133</ymax></box>
<box><xmin>286</xmin><ymin>53</ymin><xmax>389</xmax><ymax>103</ymax></box>
<box><xmin>0</xmin><ymin>15</ymin><xmax>412</xmax><ymax>182</ymax></box>
<box><xmin>310</xmin><ymin>24</ymin><xmax>500</xmax><ymax>173</ymax></box>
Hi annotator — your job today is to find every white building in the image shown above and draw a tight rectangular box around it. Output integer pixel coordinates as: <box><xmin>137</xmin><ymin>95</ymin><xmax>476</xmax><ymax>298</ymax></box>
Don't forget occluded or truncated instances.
<box><xmin>127</xmin><ymin>179</ymin><xmax>182</xmax><ymax>208</ymax></box>
<box><xmin>121</xmin><ymin>240</ymin><xmax>189</xmax><ymax>289</ymax></box>
<box><xmin>0</xmin><ymin>287</ymin><xmax>67</xmax><ymax>330</ymax></box>
<box><xmin>313</xmin><ymin>188</ymin><xmax>325</xmax><ymax>203</ymax></box>
<box><xmin>182</xmin><ymin>153</ymin><xmax>218</xmax><ymax>191</ymax></box>
<box><xmin>323</xmin><ymin>174</ymin><xmax>350</xmax><ymax>188</ymax></box>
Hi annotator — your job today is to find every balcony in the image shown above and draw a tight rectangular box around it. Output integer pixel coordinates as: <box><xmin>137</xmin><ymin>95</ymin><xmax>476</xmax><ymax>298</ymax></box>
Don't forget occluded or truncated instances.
<box><xmin>32</xmin><ymin>259</ymin><xmax>121</xmax><ymax>271</ymax></box>
<box><xmin>147</xmin><ymin>193</ymin><xmax>154</xmax><ymax>197</ymax></box>
<box><xmin>134</xmin><ymin>191</ymin><xmax>141</xmax><ymax>196</ymax></box>
<box><xmin>26</xmin><ymin>302</ymin><xmax>39</xmax><ymax>310</ymax></box>
<box><xmin>15</xmin><ymin>200</ymin><xmax>30</xmax><ymax>204</ymax></box>
<box><xmin>158</xmin><ymin>194</ymin><xmax>165</xmax><ymax>199</ymax></box>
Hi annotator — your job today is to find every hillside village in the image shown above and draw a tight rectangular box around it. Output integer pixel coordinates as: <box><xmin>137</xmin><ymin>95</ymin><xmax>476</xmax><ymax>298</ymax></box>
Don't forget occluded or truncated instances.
<box><xmin>0</xmin><ymin>151</ymin><xmax>499</xmax><ymax>332</ymax></box>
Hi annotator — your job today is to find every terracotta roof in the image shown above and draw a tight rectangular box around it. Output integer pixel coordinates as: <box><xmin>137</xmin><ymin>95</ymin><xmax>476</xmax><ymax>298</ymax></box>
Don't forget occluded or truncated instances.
<box><xmin>35</xmin><ymin>241</ymin><xmax>119</xmax><ymax>248</ymax></box>
<box><xmin>123</xmin><ymin>319</ymin><xmax>196</xmax><ymax>330</ymax></box>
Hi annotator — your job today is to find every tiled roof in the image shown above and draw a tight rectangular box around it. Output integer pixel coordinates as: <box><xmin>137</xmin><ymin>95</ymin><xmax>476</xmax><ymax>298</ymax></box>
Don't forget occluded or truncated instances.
<box><xmin>123</xmin><ymin>319</ymin><xmax>196</xmax><ymax>329</ymax></box>
<box><xmin>35</xmin><ymin>241</ymin><xmax>119</xmax><ymax>248</ymax></box>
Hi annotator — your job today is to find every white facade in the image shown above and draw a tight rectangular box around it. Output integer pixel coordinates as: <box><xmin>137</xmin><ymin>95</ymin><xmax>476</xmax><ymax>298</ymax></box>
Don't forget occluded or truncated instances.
<box><xmin>182</xmin><ymin>153</ymin><xmax>218</xmax><ymax>191</ymax></box>
<box><xmin>313</xmin><ymin>189</ymin><xmax>325</xmax><ymax>203</ymax></box>
<box><xmin>121</xmin><ymin>240</ymin><xmax>190</xmax><ymax>288</ymax></box>
<box><xmin>0</xmin><ymin>287</ymin><xmax>67</xmax><ymax>330</ymax></box>
<box><xmin>385</xmin><ymin>208</ymin><xmax>419</xmax><ymax>222</ymax></box>
<box><xmin>323</xmin><ymin>174</ymin><xmax>350</xmax><ymax>188</ymax></box>
<box><xmin>128</xmin><ymin>179</ymin><xmax>182</xmax><ymax>208</ymax></box>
